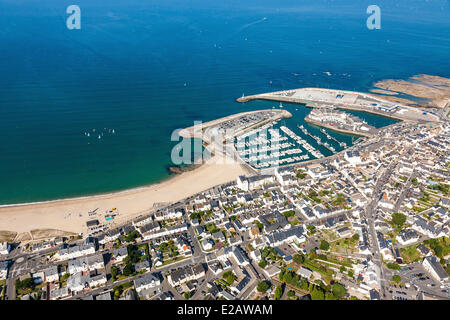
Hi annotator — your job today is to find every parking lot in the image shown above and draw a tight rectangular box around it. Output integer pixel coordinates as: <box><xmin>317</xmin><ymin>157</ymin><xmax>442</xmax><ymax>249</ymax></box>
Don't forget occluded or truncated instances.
<box><xmin>394</xmin><ymin>262</ymin><xmax>449</xmax><ymax>298</ymax></box>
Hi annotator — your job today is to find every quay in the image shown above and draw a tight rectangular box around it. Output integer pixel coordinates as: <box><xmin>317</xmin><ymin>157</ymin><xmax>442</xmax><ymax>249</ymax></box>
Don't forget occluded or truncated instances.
<box><xmin>305</xmin><ymin>118</ymin><xmax>374</xmax><ymax>138</ymax></box>
<box><xmin>179</xmin><ymin>109</ymin><xmax>292</xmax><ymax>142</ymax></box>
<box><xmin>237</xmin><ymin>87</ymin><xmax>440</xmax><ymax>123</ymax></box>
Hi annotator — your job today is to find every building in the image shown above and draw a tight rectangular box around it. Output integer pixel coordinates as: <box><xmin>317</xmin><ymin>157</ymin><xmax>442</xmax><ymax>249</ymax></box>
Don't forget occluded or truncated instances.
<box><xmin>89</xmin><ymin>273</ymin><xmax>107</xmax><ymax>288</ymax></box>
<box><xmin>0</xmin><ymin>242</ymin><xmax>10</xmax><ymax>255</ymax></box>
<box><xmin>95</xmin><ymin>292</ymin><xmax>112</xmax><ymax>300</ymax></box>
<box><xmin>50</xmin><ymin>287</ymin><xmax>70</xmax><ymax>300</ymax></box>
<box><xmin>337</xmin><ymin>227</ymin><xmax>352</xmax><ymax>238</ymax></box>
<box><xmin>0</xmin><ymin>261</ymin><xmax>9</xmax><ymax>280</ymax></box>
<box><xmin>31</xmin><ymin>240</ymin><xmax>57</xmax><ymax>253</ymax></box>
<box><xmin>56</xmin><ymin>243</ymin><xmax>96</xmax><ymax>261</ymax></box>
<box><xmin>43</xmin><ymin>266</ymin><xmax>59</xmax><ymax>283</ymax></box>
<box><xmin>236</xmin><ymin>175</ymin><xmax>274</xmax><ymax>191</ymax></box>
<box><xmin>132</xmin><ymin>215</ymin><xmax>154</xmax><ymax>228</ymax></box>
<box><xmin>265</xmin><ymin>226</ymin><xmax>306</xmax><ymax>247</ymax></box>
<box><xmin>67</xmin><ymin>272</ymin><xmax>90</xmax><ymax>293</ymax></box>
<box><xmin>167</xmin><ymin>264</ymin><xmax>205</xmax><ymax>287</ymax></box>
<box><xmin>422</xmin><ymin>256</ymin><xmax>449</xmax><ymax>283</ymax></box>
<box><xmin>297</xmin><ymin>267</ymin><xmax>313</xmax><ymax>279</ymax></box>
<box><xmin>134</xmin><ymin>273</ymin><xmax>161</xmax><ymax>294</ymax></box>
<box><xmin>416</xmin><ymin>244</ymin><xmax>432</xmax><ymax>257</ymax></box>
<box><xmin>344</xmin><ymin>150</ymin><xmax>362</xmax><ymax>165</ymax></box>
<box><xmin>68</xmin><ymin>254</ymin><xmax>105</xmax><ymax>274</ymax></box>
<box><xmin>141</xmin><ymin>223</ymin><xmax>188</xmax><ymax>241</ymax></box>
<box><xmin>154</xmin><ymin>208</ymin><xmax>183</xmax><ymax>221</ymax></box>
<box><xmin>396</xmin><ymin>229</ymin><xmax>420</xmax><ymax>246</ymax></box>
<box><xmin>112</xmin><ymin>247</ymin><xmax>128</xmax><ymax>263</ymax></box>
<box><xmin>202</xmin><ymin>239</ymin><xmax>214</xmax><ymax>250</ymax></box>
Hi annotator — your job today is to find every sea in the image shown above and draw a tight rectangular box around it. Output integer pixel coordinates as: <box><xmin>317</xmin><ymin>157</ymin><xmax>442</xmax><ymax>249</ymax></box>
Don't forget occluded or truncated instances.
<box><xmin>0</xmin><ymin>0</ymin><xmax>449</xmax><ymax>204</ymax></box>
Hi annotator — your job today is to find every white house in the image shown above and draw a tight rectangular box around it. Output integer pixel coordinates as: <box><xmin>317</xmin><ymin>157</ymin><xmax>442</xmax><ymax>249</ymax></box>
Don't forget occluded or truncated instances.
<box><xmin>0</xmin><ymin>242</ymin><xmax>10</xmax><ymax>255</ymax></box>
<box><xmin>134</xmin><ymin>273</ymin><xmax>161</xmax><ymax>294</ymax></box>
<box><xmin>43</xmin><ymin>266</ymin><xmax>59</xmax><ymax>283</ymax></box>
<box><xmin>396</xmin><ymin>229</ymin><xmax>420</xmax><ymax>246</ymax></box>
<box><xmin>167</xmin><ymin>264</ymin><xmax>205</xmax><ymax>287</ymax></box>
<box><xmin>67</xmin><ymin>272</ymin><xmax>90</xmax><ymax>293</ymax></box>
<box><xmin>56</xmin><ymin>243</ymin><xmax>96</xmax><ymax>261</ymax></box>
<box><xmin>89</xmin><ymin>274</ymin><xmax>107</xmax><ymax>288</ymax></box>
<box><xmin>132</xmin><ymin>215</ymin><xmax>154</xmax><ymax>228</ymax></box>
<box><xmin>68</xmin><ymin>254</ymin><xmax>104</xmax><ymax>274</ymax></box>
<box><xmin>423</xmin><ymin>256</ymin><xmax>449</xmax><ymax>283</ymax></box>
<box><xmin>202</xmin><ymin>239</ymin><xmax>214</xmax><ymax>250</ymax></box>
<box><xmin>112</xmin><ymin>247</ymin><xmax>128</xmax><ymax>263</ymax></box>
<box><xmin>344</xmin><ymin>150</ymin><xmax>362</xmax><ymax>165</ymax></box>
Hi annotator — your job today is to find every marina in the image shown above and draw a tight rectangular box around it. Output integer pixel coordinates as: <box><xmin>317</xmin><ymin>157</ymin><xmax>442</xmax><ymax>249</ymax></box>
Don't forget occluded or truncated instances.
<box><xmin>279</xmin><ymin>126</ymin><xmax>324</xmax><ymax>159</ymax></box>
<box><xmin>235</xmin><ymin>120</ymin><xmax>309</xmax><ymax>169</ymax></box>
<box><xmin>320</xmin><ymin>128</ymin><xmax>347</xmax><ymax>148</ymax></box>
<box><xmin>297</xmin><ymin>125</ymin><xmax>338</xmax><ymax>152</ymax></box>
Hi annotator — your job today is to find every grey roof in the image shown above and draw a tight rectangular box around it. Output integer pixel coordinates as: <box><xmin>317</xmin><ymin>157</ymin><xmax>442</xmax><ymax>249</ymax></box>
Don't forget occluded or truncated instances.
<box><xmin>134</xmin><ymin>273</ymin><xmax>160</xmax><ymax>288</ymax></box>
<box><xmin>266</xmin><ymin>226</ymin><xmax>305</xmax><ymax>244</ymax></box>
<box><xmin>424</xmin><ymin>256</ymin><xmax>448</xmax><ymax>280</ymax></box>
<box><xmin>43</xmin><ymin>265</ymin><xmax>58</xmax><ymax>277</ymax></box>
<box><xmin>113</xmin><ymin>246</ymin><xmax>128</xmax><ymax>258</ymax></box>
<box><xmin>95</xmin><ymin>292</ymin><xmax>112</xmax><ymax>300</ymax></box>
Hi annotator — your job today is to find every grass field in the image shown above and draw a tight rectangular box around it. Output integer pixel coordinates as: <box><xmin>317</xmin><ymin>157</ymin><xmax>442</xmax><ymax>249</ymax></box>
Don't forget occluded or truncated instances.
<box><xmin>400</xmin><ymin>245</ymin><xmax>421</xmax><ymax>264</ymax></box>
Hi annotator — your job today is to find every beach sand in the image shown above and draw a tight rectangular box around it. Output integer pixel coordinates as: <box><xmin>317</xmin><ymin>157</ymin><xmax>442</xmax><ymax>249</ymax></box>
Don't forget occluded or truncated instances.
<box><xmin>0</xmin><ymin>154</ymin><xmax>247</xmax><ymax>238</ymax></box>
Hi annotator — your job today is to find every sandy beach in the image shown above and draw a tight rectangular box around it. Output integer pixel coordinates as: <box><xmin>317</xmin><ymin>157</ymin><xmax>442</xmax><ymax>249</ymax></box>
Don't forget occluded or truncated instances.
<box><xmin>0</xmin><ymin>154</ymin><xmax>247</xmax><ymax>240</ymax></box>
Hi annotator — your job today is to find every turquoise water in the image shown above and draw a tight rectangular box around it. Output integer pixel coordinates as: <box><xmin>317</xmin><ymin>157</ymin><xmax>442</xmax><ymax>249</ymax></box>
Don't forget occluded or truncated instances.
<box><xmin>0</xmin><ymin>0</ymin><xmax>449</xmax><ymax>204</ymax></box>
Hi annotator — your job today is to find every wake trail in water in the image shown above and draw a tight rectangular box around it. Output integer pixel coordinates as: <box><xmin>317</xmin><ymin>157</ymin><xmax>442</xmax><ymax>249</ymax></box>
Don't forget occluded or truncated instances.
<box><xmin>237</xmin><ymin>17</ymin><xmax>268</xmax><ymax>33</ymax></box>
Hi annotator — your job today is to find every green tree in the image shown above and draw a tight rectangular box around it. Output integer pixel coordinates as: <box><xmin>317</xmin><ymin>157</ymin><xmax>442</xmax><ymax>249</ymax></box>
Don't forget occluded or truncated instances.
<box><xmin>392</xmin><ymin>275</ymin><xmax>402</xmax><ymax>284</ymax></box>
<box><xmin>110</xmin><ymin>266</ymin><xmax>119</xmax><ymax>280</ymax></box>
<box><xmin>257</xmin><ymin>281</ymin><xmax>270</xmax><ymax>293</ymax></box>
<box><xmin>434</xmin><ymin>245</ymin><xmax>443</xmax><ymax>258</ymax></box>
<box><xmin>279</xmin><ymin>269</ymin><xmax>285</xmax><ymax>282</ymax></box>
<box><xmin>391</xmin><ymin>212</ymin><xmax>406</xmax><ymax>228</ymax></box>
<box><xmin>274</xmin><ymin>286</ymin><xmax>283</xmax><ymax>300</ymax></box>
<box><xmin>223</xmin><ymin>271</ymin><xmax>236</xmax><ymax>285</ymax></box>
<box><xmin>184</xmin><ymin>292</ymin><xmax>191</xmax><ymax>300</ymax></box>
<box><xmin>331</xmin><ymin>283</ymin><xmax>347</xmax><ymax>299</ymax></box>
<box><xmin>15</xmin><ymin>278</ymin><xmax>35</xmax><ymax>291</ymax></box>
<box><xmin>296</xmin><ymin>170</ymin><xmax>307</xmax><ymax>179</ymax></box>
<box><xmin>386</xmin><ymin>263</ymin><xmax>401</xmax><ymax>270</ymax></box>
<box><xmin>351</xmin><ymin>233</ymin><xmax>360</xmax><ymax>242</ymax></box>
<box><xmin>307</xmin><ymin>225</ymin><xmax>316</xmax><ymax>234</ymax></box>
<box><xmin>310</xmin><ymin>286</ymin><xmax>325</xmax><ymax>300</ymax></box>
<box><xmin>283</xmin><ymin>210</ymin><xmax>295</xmax><ymax>218</ymax></box>
<box><xmin>124</xmin><ymin>230</ymin><xmax>140</xmax><ymax>243</ymax></box>
<box><xmin>258</xmin><ymin>259</ymin><xmax>268</xmax><ymax>269</ymax></box>
<box><xmin>122</xmin><ymin>263</ymin><xmax>134</xmax><ymax>276</ymax></box>
<box><xmin>293</xmin><ymin>254</ymin><xmax>305</xmax><ymax>264</ymax></box>
<box><xmin>287</xmin><ymin>290</ymin><xmax>295</xmax><ymax>298</ymax></box>
<box><xmin>320</xmin><ymin>240</ymin><xmax>330</xmax><ymax>251</ymax></box>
